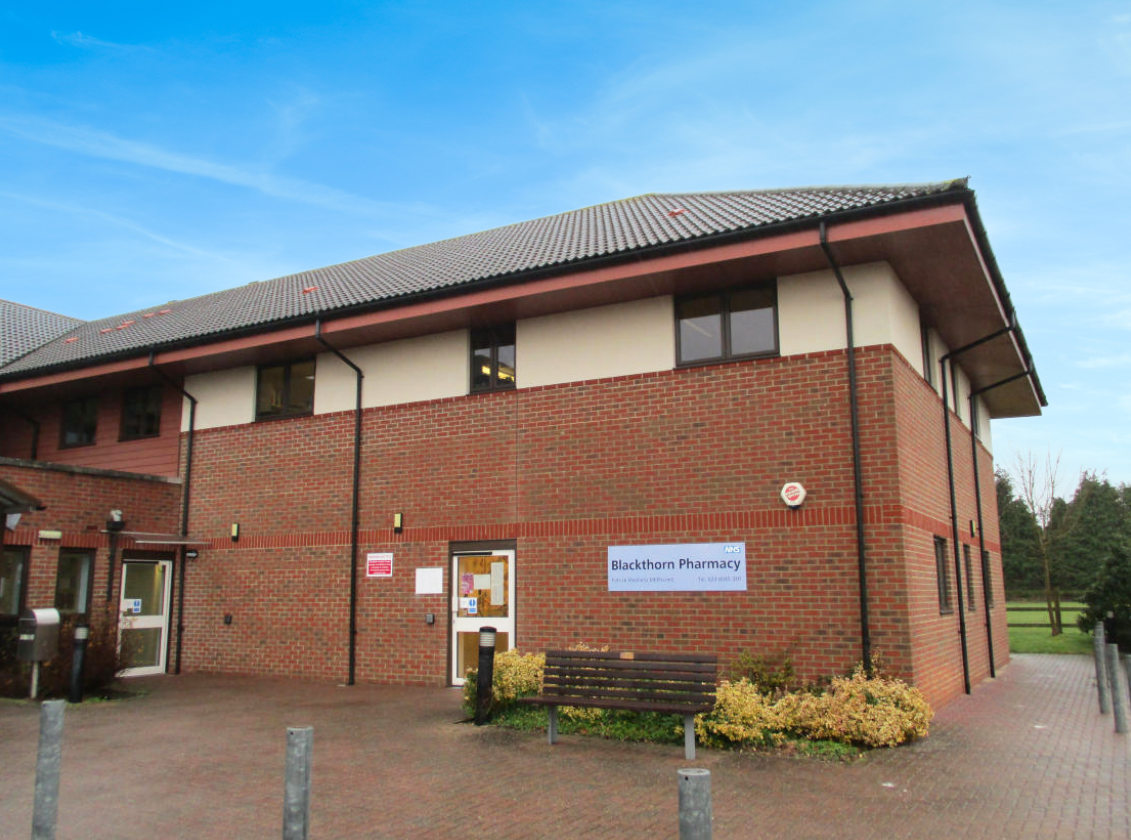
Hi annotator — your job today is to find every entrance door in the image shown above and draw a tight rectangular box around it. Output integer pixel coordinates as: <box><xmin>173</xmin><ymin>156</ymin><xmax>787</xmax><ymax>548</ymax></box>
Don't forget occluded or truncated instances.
<box><xmin>118</xmin><ymin>560</ymin><xmax>173</xmax><ymax>677</ymax></box>
<box><xmin>451</xmin><ymin>550</ymin><xmax>515</xmax><ymax>686</ymax></box>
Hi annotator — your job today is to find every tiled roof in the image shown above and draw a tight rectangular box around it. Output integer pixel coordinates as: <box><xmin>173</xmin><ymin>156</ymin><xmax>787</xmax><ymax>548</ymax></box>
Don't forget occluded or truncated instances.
<box><xmin>0</xmin><ymin>299</ymin><xmax>85</xmax><ymax>368</ymax></box>
<box><xmin>0</xmin><ymin>181</ymin><xmax>967</xmax><ymax>378</ymax></box>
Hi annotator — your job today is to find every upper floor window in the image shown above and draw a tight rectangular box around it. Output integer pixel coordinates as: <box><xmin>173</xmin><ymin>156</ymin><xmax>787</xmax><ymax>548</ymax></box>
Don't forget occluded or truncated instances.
<box><xmin>55</xmin><ymin>549</ymin><xmax>93</xmax><ymax>615</ymax></box>
<box><xmin>256</xmin><ymin>359</ymin><xmax>316</xmax><ymax>420</ymax></box>
<box><xmin>121</xmin><ymin>385</ymin><xmax>163</xmax><ymax>440</ymax></box>
<box><xmin>920</xmin><ymin>318</ymin><xmax>935</xmax><ymax>387</ymax></box>
<box><xmin>61</xmin><ymin>396</ymin><xmax>98</xmax><ymax>448</ymax></box>
<box><xmin>471</xmin><ymin>325</ymin><xmax>516</xmax><ymax>392</ymax></box>
<box><xmin>676</xmin><ymin>285</ymin><xmax>777</xmax><ymax>365</ymax></box>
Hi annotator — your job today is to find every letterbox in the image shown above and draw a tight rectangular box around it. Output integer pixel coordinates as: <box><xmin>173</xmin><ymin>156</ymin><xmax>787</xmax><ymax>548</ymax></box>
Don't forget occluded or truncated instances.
<box><xmin>17</xmin><ymin>608</ymin><xmax>61</xmax><ymax>662</ymax></box>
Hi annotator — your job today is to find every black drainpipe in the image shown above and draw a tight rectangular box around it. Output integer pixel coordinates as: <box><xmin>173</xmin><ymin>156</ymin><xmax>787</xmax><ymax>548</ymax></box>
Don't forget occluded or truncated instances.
<box><xmin>314</xmin><ymin>320</ymin><xmax>364</xmax><ymax>686</ymax></box>
<box><xmin>937</xmin><ymin>325</ymin><xmax>1013</xmax><ymax>695</ymax></box>
<box><xmin>3</xmin><ymin>404</ymin><xmax>40</xmax><ymax>460</ymax></box>
<box><xmin>149</xmin><ymin>351</ymin><xmax>197</xmax><ymax>675</ymax></box>
<box><xmin>968</xmin><ymin>366</ymin><xmax>1031</xmax><ymax>679</ymax></box>
<box><xmin>818</xmin><ymin>222</ymin><xmax>872</xmax><ymax>674</ymax></box>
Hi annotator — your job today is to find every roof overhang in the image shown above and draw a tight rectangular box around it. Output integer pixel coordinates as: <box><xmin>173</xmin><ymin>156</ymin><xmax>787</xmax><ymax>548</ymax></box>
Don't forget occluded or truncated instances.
<box><xmin>0</xmin><ymin>195</ymin><xmax>1043</xmax><ymax>418</ymax></box>
<box><xmin>0</xmin><ymin>476</ymin><xmax>45</xmax><ymax>515</ymax></box>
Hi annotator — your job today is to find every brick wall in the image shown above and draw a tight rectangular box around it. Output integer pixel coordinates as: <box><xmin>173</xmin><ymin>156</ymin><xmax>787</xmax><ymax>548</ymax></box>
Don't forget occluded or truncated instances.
<box><xmin>1</xmin><ymin>460</ymin><xmax>182</xmax><ymax>641</ymax></box>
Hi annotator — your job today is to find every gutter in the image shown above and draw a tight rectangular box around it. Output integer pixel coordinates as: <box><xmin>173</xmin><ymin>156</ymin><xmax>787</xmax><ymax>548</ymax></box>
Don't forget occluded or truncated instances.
<box><xmin>818</xmin><ymin>222</ymin><xmax>872</xmax><ymax>674</ymax></box>
<box><xmin>148</xmin><ymin>351</ymin><xmax>197</xmax><ymax>675</ymax></box>
<box><xmin>314</xmin><ymin>319</ymin><xmax>364</xmax><ymax>686</ymax></box>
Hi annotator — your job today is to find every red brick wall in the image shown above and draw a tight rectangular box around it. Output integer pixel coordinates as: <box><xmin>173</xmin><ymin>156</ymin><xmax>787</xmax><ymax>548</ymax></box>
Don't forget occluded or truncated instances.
<box><xmin>0</xmin><ymin>461</ymin><xmax>182</xmax><ymax>642</ymax></box>
<box><xmin>179</xmin><ymin>348</ymin><xmax>930</xmax><ymax>693</ymax></box>
<box><xmin>890</xmin><ymin>352</ymin><xmax>1008</xmax><ymax>706</ymax></box>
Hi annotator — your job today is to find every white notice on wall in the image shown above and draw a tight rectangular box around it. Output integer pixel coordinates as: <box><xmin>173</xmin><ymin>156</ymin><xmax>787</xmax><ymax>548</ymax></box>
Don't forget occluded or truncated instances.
<box><xmin>415</xmin><ymin>567</ymin><xmax>444</xmax><ymax>595</ymax></box>
<box><xmin>490</xmin><ymin>561</ymin><xmax>505</xmax><ymax>605</ymax></box>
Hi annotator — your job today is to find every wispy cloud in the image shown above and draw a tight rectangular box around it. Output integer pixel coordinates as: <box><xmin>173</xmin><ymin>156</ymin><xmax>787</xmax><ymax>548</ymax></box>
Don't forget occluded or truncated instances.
<box><xmin>0</xmin><ymin>190</ymin><xmax>234</xmax><ymax>261</ymax></box>
<box><xmin>1078</xmin><ymin>353</ymin><xmax>1131</xmax><ymax>369</ymax></box>
<box><xmin>51</xmin><ymin>31</ymin><xmax>148</xmax><ymax>52</ymax></box>
<box><xmin>0</xmin><ymin>113</ymin><xmax>433</xmax><ymax>219</ymax></box>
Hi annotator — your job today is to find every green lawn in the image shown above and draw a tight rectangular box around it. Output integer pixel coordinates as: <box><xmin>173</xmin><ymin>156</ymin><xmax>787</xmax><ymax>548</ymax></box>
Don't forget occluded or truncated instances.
<box><xmin>1006</xmin><ymin>601</ymin><xmax>1093</xmax><ymax>655</ymax></box>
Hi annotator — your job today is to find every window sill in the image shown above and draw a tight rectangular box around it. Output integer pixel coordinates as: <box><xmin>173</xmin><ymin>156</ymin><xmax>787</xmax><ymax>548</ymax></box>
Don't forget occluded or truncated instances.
<box><xmin>675</xmin><ymin>350</ymin><xmax>779</xmax><ymax>369</ymax></box>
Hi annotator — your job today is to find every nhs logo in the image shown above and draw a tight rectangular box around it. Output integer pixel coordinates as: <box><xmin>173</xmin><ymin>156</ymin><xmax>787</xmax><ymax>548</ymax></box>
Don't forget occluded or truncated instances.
<box><xmin>723</xmin><ymin>544</ymin><xmax>743</xmax><ymax>554</ymax></box>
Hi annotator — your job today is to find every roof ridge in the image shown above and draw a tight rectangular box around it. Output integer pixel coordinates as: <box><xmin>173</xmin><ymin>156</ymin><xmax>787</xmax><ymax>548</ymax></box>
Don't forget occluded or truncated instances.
<box><xmin>0</xmin><ymin>299</ymin><xmax>86</xmax><ymax>323</ymax></box>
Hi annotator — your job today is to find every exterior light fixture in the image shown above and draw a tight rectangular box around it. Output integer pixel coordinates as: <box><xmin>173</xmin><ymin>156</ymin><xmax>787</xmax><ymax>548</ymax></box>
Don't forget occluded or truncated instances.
<box><xmin>393</xmin><ymin>513</ymin><xmax>404</xmax><ymax>533</ymax></box>
<box><xmin>106</xmin><ymin>510</ymin><xmax>126</xmax><ymax>533</ymax></box>
<box><xmin>185</xmin><ymin>550</ymin><xmax>199</xmax><ymax>561</ymax></box>
<box><xmin>231</xmin><ymin>523</ymin><xmax>240</xmax><ymax>542</ymax></box>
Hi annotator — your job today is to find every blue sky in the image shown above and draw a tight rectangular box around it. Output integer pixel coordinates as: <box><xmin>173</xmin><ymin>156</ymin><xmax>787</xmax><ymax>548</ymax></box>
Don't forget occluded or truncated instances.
<box><xmin>2</xmin><ymin>1</ymin><xmax>1129</xmax><ymax>492</ymax></box>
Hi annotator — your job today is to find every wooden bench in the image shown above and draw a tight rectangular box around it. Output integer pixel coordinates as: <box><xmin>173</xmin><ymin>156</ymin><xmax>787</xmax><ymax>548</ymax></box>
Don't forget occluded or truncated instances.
<box><xmin>516</xmin><ymin>649</ymin><xmax>717</xmax><ymax>759</ymax></box>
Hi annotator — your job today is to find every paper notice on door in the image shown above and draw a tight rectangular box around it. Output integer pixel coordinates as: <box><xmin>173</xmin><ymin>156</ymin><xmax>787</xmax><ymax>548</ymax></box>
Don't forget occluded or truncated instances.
<box><xmin>460</xmin><ymin>573</ymin><xmax>475</xmax><ymax>595</ymax></box>
<box><xmin>490</xmin><ymin>561</ymin><xmax>505</xmax><ymax>605</ymax></box>
<box><xmin>473</xmin><ymin>573</ymin><xmax>491</xmax><ymax>592</ymax></box>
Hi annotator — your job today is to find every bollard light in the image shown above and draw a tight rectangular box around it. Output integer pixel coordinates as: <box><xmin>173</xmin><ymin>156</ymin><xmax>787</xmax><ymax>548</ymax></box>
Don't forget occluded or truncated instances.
<box><xmin>479</xmin><ymin>627</ymin><xmax>497</xmax><ymax>648</ymax></box>
<box><xmin>69</xmin><ymin>624</ymin><xmax>90</xmax><ymax>704</ymax></box>
<box><xmin>474</xmin><ymin>626</ymin><xmax>498</xmax><ymax>726</ymax></box>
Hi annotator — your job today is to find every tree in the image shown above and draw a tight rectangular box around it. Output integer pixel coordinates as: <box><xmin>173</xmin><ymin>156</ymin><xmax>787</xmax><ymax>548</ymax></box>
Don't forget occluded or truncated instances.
<box><xmin>1052</xmin><ymin>473</ymin><xmax>1131</xmax><ymax>592</ymax></box>
<box><xmin>996</xmin><ymin>469</ymin><xmax>1043</xmax><ymax>592</ymax></box>
<box><xmin>1011</xmin><ymin>451</ymin><xmax>1071</xmax><ymax>634</ymax></box>
<box><xmin>1077</xmin><ymin>543</ymin><xmax>1131</xmax><ymax>653</ymax></box>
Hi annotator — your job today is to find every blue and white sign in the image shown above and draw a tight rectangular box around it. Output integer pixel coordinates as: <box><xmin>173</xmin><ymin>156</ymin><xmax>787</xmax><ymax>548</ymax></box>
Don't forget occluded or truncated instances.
<box><xmin>607</xmin><ymin>543</ymin><xmax>747</xmax><ymax>592</ymax></box>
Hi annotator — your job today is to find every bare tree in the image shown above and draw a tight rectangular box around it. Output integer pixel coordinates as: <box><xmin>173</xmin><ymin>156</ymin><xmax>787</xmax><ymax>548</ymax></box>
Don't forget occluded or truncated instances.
<box><xmin>1012</xmin><ymin>451</ymin><xmax>1069</xmax><ymax>635</ymax></box>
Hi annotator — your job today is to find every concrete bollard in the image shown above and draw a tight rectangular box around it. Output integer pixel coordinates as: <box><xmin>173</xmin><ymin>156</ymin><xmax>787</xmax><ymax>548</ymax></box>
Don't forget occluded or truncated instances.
<box><xmin>678</xmin><ymin>768</ymin><xmax>712</xmax><ymax>840</ymax></box>
<box><xmin>32</xmin><ymin>700</ymin><xmax>65</xmax><ymax>840</ymax></box>
<box><xmin>283</xmin><ymin>727</ymin><xmax>313</xmax><ymax>840</ymax></box>
<box><xmin>1106</xmin><ymin>644</ymin><xmax>1127</xmax><ymax>734</ymax></box>
<box><xmin>1094</xmin><ymin>622</ymin><xmax>1110</xmax><ymax>715</ymax></box>
<box><xmin>1124</xmin><ymin>654</ymin><xmax>1131</xmax><ymax>709</ymax></box>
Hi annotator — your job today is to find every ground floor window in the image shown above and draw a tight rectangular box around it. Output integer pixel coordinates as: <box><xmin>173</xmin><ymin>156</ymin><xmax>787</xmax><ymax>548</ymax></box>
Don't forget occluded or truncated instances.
<box><xmin>55</xmin><ymin>548</ymin><xmax>94</xmax><ymax>616</ymax></box>
<box><xmin>934</xmin><ymin>536</ymin><xmax>952</xmax><ymax>614</ymax></box>
<box><xmin>963</xmin><ymin>544</ymin><xmax>976</xmax><ymax>611</ymax></box>
<box><xmin>981</xmin><ymin>549</ymin><xmax>994</xmax><ymax>607</ymax></box>
<box><xmin>1</xmin><ymin>546</ymin><xmax>29</xmax><ymax>619</ymax></box>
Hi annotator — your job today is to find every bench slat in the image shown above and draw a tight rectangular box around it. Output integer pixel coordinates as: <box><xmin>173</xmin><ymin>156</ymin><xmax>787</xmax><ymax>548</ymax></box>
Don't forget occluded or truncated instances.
<box><xmin>544</xmin><ymin>675</ymin><xmax>712</xmax><ymax>693</ymax></box>
<box><xmin>542</xmin><ymin>687</ymin><xmax>711</xmax><ymax>704</ymax></box>
<box><xmin>544</xmin><ymin>650</ymin><xmax>716</xmax><ymax>664</ymax></box>
<box><xmin>544</xmin><ymin>657</ymin><xmax>715</xmax><ymax>675</ymax></box>
<box><xmin>519</xmin><ymin>695</ymin><xmax>714</xmax><ymax>715</ymax></box>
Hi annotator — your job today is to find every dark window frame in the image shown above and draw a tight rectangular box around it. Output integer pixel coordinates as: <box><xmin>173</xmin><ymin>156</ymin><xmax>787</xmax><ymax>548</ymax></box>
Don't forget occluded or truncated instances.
<box><xmin>469</xmin><ymin>324</ymin><xmax>516</xmax><ymax>393</ymax></box>
<box><xmin>1</xmin><ymin>545</ymin><xmax>30</xmax><ymax>622</ymax></box>
<box><xmin>675</xmin><ymin>283</ymin><xmax>779</xmax><ymax>367</ymax></box>
<box><xmin>963</xmin><ymin>544</ymin><xmax>976</xmax><ymax>611</ymax></box>
<box><xmin>255</xmin><ymin>358</ymin><xmax>316</xmax><ymax>421</ymax></box>
<box><xmin>120</xmin><ymin>385</ymin><xmax>163</xmax><ymax>441</ymax></box>
<box><xmin>60</xmin><ymin>396</ymin><xmax>99</xmax><ymax>449</ymax></box>
<box><xmin>981</xmin><ymin>549</ymin><xmax>995</xmax><ymax>607</ymax></box>
<box><xmin>920</xmin><ymin>318</ymin><xmax>934</xmax><ymax>387</ymax></box>
<box><xmin>934</xmin><ymin>536</ymin><xmax>952</xmax><ymax>614</ymax></box>
<box><xmin>55</xmin><ymin>548</ymin><xmax>95</xmax><ymax>616</ymax></box>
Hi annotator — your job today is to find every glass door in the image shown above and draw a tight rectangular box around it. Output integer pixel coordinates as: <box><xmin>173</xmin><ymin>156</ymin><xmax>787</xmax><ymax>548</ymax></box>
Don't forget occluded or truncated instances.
<box><xmin>451</xmin><ymin>550</ymin><xmax>515</xmax><ymax>686</ymax></box>
<box><xmin>118</xmin><ymin>560</ymin><xmax>173</xmax><ymax>677</ymax></box>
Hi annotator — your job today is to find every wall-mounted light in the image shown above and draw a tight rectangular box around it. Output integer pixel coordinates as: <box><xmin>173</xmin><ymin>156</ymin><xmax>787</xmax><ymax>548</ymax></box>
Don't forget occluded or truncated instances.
<box><xmin>230</xmin><ymin>523</ymin><xmax>240</xmax><ymax>542</ymax></box>
<box><xmin>185</xmin><ymin>550</ymin><xmax>199</xmax><ymax>561</ymax></box>
<box><xmin>38</xmin><ymin>529</ymin><xmax>63</xmax><ymax>541</ymax></box>
<box><xmin>393</xmin><ymin>512</ymin><xmax>404</xmax><ymax>533</ymax></box>
<box><xmin>106</xmin><ymin>509</ymin><xmax>126</xmax><ymax>533</ymax></box>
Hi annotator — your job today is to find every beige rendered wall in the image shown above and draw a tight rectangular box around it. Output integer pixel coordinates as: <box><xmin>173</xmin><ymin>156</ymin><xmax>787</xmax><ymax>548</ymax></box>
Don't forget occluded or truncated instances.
<box><xmin>315</xmin><ymin>329</ymin><xmax>468</xmax><ymax>414</ymax></box>
<box><xmin>183</xmin><ymin>366</ymin><xmax>256</xmax><ymax>431</ymax></box>
<box><xmin>518</xmin><ymin>296</ymin><xmax>675</xmax><ymax>388</ymax></box>
<box><xmin>777</xmin><ymin>261</ymin><xmax>922</xmax><ymax>370</ymax></box>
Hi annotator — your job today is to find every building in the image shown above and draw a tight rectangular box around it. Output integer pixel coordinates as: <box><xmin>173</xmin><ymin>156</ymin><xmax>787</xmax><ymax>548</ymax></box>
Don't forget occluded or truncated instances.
<box><xmin>0</xmin><ymin>180</ymin><xmax>1044</xmax><ymax>706</ymax></box>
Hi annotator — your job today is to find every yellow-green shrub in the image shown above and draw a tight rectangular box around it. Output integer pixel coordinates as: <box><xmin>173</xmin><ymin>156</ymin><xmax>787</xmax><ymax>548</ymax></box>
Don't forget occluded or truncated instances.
<box><xmin>696</xmin><ymin>679</ymin><xmax>796</xmax><ymax>748</ymax></box>
<box><xmin>462</xmin><ymin>649</ymin><xmax>545</xmax><ymax>715</ymax></box>
<box><xmin>791</xmin><ymin>668</ymin><xmax>933</xmax><ymax>747</ymax></box>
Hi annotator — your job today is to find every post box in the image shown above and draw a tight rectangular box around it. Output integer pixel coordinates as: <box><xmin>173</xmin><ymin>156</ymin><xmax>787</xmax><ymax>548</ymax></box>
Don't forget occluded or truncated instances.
<box><xmin>17</xmin><ymin>608</ymin><xmax>61</xmax><ymax>662</ymax></box>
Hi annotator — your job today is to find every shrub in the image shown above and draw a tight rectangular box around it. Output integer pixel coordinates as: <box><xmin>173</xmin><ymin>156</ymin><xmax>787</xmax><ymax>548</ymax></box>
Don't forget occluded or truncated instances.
<box><xmin>462</xmin><ymin>649</ymin><xmax>545</xmax><ymax>717</ymax></box>
<box><xmin>696</xmin><ymin>679</ymin><xmax>796</xmax><ymax>748</ymax></box>
<box><xmin>727</xmin><ymin>652</ymin><xmax>796</xmax><ymax>694</ymax></box>
<box><xmin>792</xmin><ymin>667</ymin><xmax>933</xmax><ymax>747</ymax></box>
<box><xmin>1077</xmin><ymin>543</ymin><xmax>1131</xmax><ymax>653</ymax></box>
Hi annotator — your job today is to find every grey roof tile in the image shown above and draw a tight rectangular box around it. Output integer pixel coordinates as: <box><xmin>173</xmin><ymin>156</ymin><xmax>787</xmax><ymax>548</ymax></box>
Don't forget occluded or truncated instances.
<box><xmin>0</xmin><ymin>299</ymin><xmax>84</xmax><ymax>368</ymax></box>
<box><xmin>0</xmin><ymin>181</ymin><xmax>964</xmax><ymax>378</ymax></box>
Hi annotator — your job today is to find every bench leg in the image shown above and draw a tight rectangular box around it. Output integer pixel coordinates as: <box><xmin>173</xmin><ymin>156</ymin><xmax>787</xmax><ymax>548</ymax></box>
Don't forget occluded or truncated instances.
<box><xmin>548</xmin><ymin>706</ymin><xmax>559</xmax><ymax>745</ymax></box>
<box><xmin>684</xmin><ymin>715</ymin><xmax>696</xmax><ymax>760</ymax></box>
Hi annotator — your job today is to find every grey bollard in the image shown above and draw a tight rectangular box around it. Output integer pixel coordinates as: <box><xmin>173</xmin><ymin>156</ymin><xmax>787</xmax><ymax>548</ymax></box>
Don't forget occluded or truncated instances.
<box><xmin>32</xmin><ymin>700</ymin><xmax>65</xmax><ymax>840</ymax></box>
<box><xmin>283</xmin><ymin>727</ymin><xmax>313</xmax><ymax>840</ymax></box>
<box><xmin>1094</xmin><ymin>622</ymin><xmax>1110</xmax><ymax>714</ymax></box>
<box><xmin>1106</xmin><ymin>644</ymin><xmax>1127</xmax><ymax>734</ymax></box>
<box><xmin>678</xmin><ymin>768</ymin><xmax>712</xmax><ymax>840</ymax></box>
<box><xmin>1124</xmin><ymin>654</ymin><xmax>1131</xmax><ymax>708</ymax></box>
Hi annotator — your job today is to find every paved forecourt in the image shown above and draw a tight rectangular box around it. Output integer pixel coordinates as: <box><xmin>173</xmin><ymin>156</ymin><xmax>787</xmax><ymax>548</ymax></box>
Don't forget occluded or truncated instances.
<box><xmin>0</xmin><ymin>653</ymin><xmax>1126</xmax><ymax>839</ymax></box>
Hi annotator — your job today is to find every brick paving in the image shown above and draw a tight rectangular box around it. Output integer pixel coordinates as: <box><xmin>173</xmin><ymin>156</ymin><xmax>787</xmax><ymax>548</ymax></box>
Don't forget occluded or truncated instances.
<box><xmin>1</xmin><ymin>654</ymin><xmax>1127</xmax><ymax>839</ymax></box>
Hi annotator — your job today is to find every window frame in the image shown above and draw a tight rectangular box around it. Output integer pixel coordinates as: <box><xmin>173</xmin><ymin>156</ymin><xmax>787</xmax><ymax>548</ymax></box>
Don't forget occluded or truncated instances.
<box><xmin>255</xmin><ymin>358</ymin><xmax>316</xmax><ymax>421</ymax></box>
<box><xmin>54</xmin><ymin>548</ymin><xmax>94</xmax><ymax>617</ymax></box>
<box><xmin>1</xmin><ymin>546</ymin><xmax>30</xmax><ymax>623</ymax></box>
<box><xmin>120</xmin><ymin>384</ymin><xmax>164</xmax><ymax>441</ymax></box>
<box><xmin>469</xmin><ymin>324</ymin><xmax>517</xmax><ymax>394</ymax></box>
<box><xmin>981</xmin><ymin>549</ymin><xmax>994</xmax><ymax>607</ymax></box>
<box><xmin>674</xmin><ymin>283</ymin><xmax>779</xmax><ymax>367</ymax></box>
<box><xmin>934</xmin><ymin>536</ymin><xmax>952</xmax><ymax>614</ymax></box>
<box><xmin>920</xmin><ymin>318</ymin><xmax>935</xmax><ymax>387</ymax></box>
<box><xmin>60</xmin><ymin>396</ymin><xmax>99</xmax><ymax>449</ymax></box>
<box><xmin>963</xmin><ymin>544</ymin><xmax>976</xmax><ymax>611</ymax></box>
